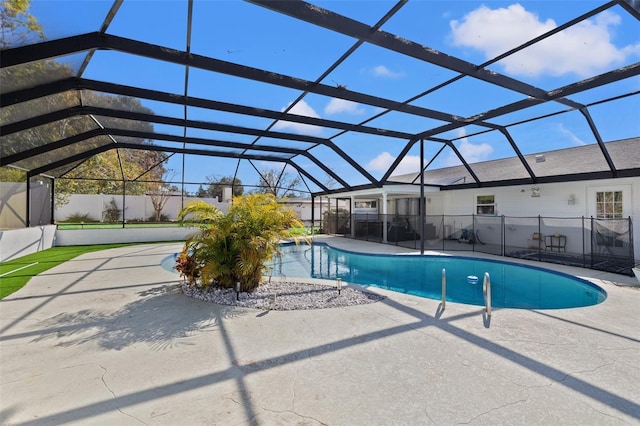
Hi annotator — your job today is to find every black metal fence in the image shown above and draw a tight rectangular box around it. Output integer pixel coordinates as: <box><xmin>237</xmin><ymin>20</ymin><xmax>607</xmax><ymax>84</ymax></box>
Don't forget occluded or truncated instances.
<box><xmin>320</xmin><ymin>213</ymin><xmax>635</xmax><ymax>276</ymax></box>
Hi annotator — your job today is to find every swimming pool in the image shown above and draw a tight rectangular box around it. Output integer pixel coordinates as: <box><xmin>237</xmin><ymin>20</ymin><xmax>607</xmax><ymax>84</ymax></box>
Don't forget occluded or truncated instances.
<box><xmin>267</xmin><ymin>243</ymin><xmax>606</xmax><ymax>309</ymax></box>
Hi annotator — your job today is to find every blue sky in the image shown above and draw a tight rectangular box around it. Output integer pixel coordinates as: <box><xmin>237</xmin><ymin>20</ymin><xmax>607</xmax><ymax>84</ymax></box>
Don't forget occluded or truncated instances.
<box><xmin>28</xmin><ymin>0</ymin><xmax>640</xmax><ymax>193</ymax></box>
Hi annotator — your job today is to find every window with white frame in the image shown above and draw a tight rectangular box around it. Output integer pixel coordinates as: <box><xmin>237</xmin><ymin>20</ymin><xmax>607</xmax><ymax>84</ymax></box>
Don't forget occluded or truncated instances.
<box><xmin>354</xmin><ymin>200</ymin><xmax>377</xmax><ymax>209</ymax></box>
<box><xmin>476</xmin><ymin>195</ymin><xmax>495</xmax><ymax>215</ymax></box>
<box><xmin>595</xmin><ymin>191</ymin><xmax>622</xmax><ymax>219</ymax></box>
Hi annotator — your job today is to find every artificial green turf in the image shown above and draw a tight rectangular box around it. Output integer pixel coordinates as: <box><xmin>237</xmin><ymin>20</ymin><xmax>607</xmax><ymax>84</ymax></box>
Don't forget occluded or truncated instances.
<box><xmin>0</xmin><ymin>243</ymin><xmax>137</xmax><ymax>299</ymax></box>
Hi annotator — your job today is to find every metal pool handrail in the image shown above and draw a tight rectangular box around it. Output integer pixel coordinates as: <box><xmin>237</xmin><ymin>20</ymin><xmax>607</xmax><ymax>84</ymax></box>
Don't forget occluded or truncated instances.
<box><xmin>483</xmin><ymin>272</ymin><xmax>492</xmax><ymax>316</ymax></box>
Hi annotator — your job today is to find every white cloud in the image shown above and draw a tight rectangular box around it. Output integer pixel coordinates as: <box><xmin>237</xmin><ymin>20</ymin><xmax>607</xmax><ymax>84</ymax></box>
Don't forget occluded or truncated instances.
<box><xmin>371</xmin><ymin>65</ymin><xmax>404</xmax><ymax>78</ymax></box>
<box><xmin>557</xmin><ymin>123</ymin><xmax>587</xmax><ymax>146</ymax></box>
<box><xmin>366</xmin><ymin>152</ymin><xmax>421</xmax><ymax>175</ymax></box>
<box><xmin>273</xmin><ymin>100</ymin><xmax>323</xmax><ymax>136</ymax></box>
<box><xmin>443</xmin><ymin>129</ymin><xmax>493</xmax><ymax>166</ymax></box>
<box><xmin>324</xmin><ymin>98</ymin><xmax>365</xmax><ymax>115</ymax></box>
<box><xmin>450</xmin><ymin>5</ymin><xmax>638</xmax><ymax>78</ymax></box>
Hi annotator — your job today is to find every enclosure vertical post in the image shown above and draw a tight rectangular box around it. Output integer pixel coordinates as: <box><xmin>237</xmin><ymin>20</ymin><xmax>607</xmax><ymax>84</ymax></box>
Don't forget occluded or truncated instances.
<box><xmin>441</xmin><ymin>214</ymin><xmax>445</xmax><ymax>251</ymax></box>
<box><xmin>537</xmin><ymin>215</ymin><xmax>542</xmax><ymax>262</ymax></box>
<box><xmin>311</xmin><ymin>196</ymin><xmax>315</xmax><ymax>237</ymax></box>
<box><xmin>335</xmin><ymin>198</ymin><xmax>339</xmax><ymax>236</ymax></box>
<box><xmin>181</xmin><ymin>151</ymin><xmax>187</xmax><ymax>212</ymax></box>
<box><xmin>590</xmin><ymin>216</ymin><xmax>594</xmax><ymax>269</ymax></box>
<box><xmin>382</xmin><ymin>191</ymin><xmax>388</xmax><ymax>243</ymax></box>
<box><xmin>628</xmin><ymin>216</ymin><xmax>634</xmax><ymax>271</ymax></box>
<box><xmin>472</xmin><ymin>214</ymin><xmax>476</xmax><ymax>252</ymax></box>
<box><xmin>441</xmin><ymin>268</ymin><xmax>446</xmax><ymax>310</ymax></box>
<box><xmin>122</xmin><ymin>180</ymin><xmax>126</xmax><ymax>228</ymax></box>
<box><xmin>25</xmin><ymin>175</ymin><xmax>31</xmax><ymax>227</ymax></box>
<box><xmin>50</xmin><ymin>178</ymin><xmax>55</xmax><ymax>225</ymax></box>
<box><xmin>582</xmin><ymin>216</ymin><xmax>586</xmax><ymax>268</ymax></box>
<box><xmin>349</xmin><ymin>198</ymin><xmax>353</xmax><ymax>238</ymax></box>
<box><xmin>501</xmin><ymin>215</ymin><xmax>505</xmax><ymax>256</ymax></box>
<box><xmin>419</xmin><ymin>139</ymin><xmax>425</xmax><ymax>255</ymax></box>
<box><xmin>351</xmin><ymin>196</ymin><xmax>355</xmax><ymax>239</ymax></box>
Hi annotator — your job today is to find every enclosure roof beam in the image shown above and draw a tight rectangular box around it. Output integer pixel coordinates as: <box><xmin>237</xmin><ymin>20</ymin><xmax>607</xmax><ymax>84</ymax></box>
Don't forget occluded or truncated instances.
<box><xmin>116</xmin><ymin>143</ymin><xmax>332</xmax><ymax>191</ymax></box>
<box><xmin>3</xmin><ymin>126</ymin><xmax>350</xmax><ymax>190</ymax></box>
<box><xmin>417</xmin><ymin>62</ymin><xmax>640</xmax><ymax>140</ymax></box>
<box><xmin>0</xmin><ymin>105</ymin><xmax>366</xmax><ymax>156</ymax></box>
<box><xmin>109</xmin><ymin>130</ymin><xmax>352</xmax><ymax>189</ymax></box>
<box><xmin>0</xmin><ymin>128</ymin><xmax>106</xmax><ymax>166</ymax></box>
<box><xmin>248</xmin><ymin>0</ymin><xmax>582</xmax><ymax>109</ymax></box>
<box><xmin>28</xmin><ymin>144</ymin><xmax>116</xmax><ymax>177</ymax></box>
<box><xmin>0</xmin><ymin>78</ymin><xmax>416</xmax><ymax>141</ymax></box>
<box><xmin>285</xmin><ymin>160</ymin><xmax>329</xmax><ymax>193</ymax></box>
<box><xmin>480</xmin><ymin>123</ymin><xmax>537</xmax><ymax>183</ymax></box>
<box><xmin>441</xmin><ymin>168</ymin><xmax>640</xmax><ymax>191</ymax></box>
<box><xmin>1</xmin><ymin>127</ymin><xmax>309</xmax><ymax>166</ymax></box>
<box><xmin>28</xmin><ymin>141</ymin><xmax>310</xmax><ymax>178</ymax></box>
<box><xmin>619</xmin><ymin>0</ymin><xmax>640</xmax><ymax>19</ymax></box>
<box><xmin>0</xmin><ymin>32</ymin><xmax>466</xmax><ymax>125</ymax></box>
<box><xmin>580</xmin><ymin>107</ymin><xmax>617</xmax><ymax>176</ymax></box>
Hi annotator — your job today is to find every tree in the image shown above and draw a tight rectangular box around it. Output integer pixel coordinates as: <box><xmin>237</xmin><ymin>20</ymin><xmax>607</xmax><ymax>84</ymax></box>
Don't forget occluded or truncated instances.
<box><xmin>0</xmin><ymin>1</ymin><xmax>169</xmax><ymax>204</ymax></box>
<box><xmin>146</xmin><ymin>171</ymin><xmax>177</xmax><ymax>222</ymax></box>
<box><xmin>196</xmin><ymin>175</ymin><xmax>243</xmax><ymax>200</ymax></box>
<box><xmin>55</xmin><ymin>93</ymin><xmax>167</xmax><ymax>197</ymax></box>
<box><xmin>0</xmin><ymin>166</ymin><xmax>26</xmax><ymax>182</ymax></box>
<box><xmin>176</xmin><ymin>194</ymin><xmax>307</xmax><ymax>291</ymax></box>
<box><xmin>147</xmin><ymin>184</ymin><xmax>173</xmax><ymax>222</ymax></box>
<box><xmin>1</xmin><ymin>0</ymin><xmax>44</xmax><ymax>48</ymax></box>
<box><xmin>254</xmin><ymin>168</ymin><xmax>302</xmax><ymax>198</ymax></box>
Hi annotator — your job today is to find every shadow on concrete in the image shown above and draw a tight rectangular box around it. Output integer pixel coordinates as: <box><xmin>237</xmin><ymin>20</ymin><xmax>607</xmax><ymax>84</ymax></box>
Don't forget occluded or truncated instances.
<box><xmin>5</xmin><ymin>243</ymin><xmax>639</xmax><ymax>424</ymax></box>
<box><xmin>10</xmin><ymin>284</ymin><xmax>240</xmax><ymax>351</ymax></box>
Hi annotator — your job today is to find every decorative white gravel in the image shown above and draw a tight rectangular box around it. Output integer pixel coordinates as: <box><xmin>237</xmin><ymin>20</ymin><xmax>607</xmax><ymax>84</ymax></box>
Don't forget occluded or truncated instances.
<box><xmin>180</xmin><ymin>281</ymin><xmax>385</xmax><ymax>310</ymax></box>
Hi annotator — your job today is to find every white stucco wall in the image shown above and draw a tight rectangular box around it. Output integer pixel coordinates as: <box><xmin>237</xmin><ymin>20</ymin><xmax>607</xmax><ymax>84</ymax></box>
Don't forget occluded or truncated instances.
<box><xmin>0</xmin><ymin>225</ymin><xmax>56</xmax><ymax>262</ymax></box>
<box><xmin>55</xmin><ymin>227</ymin><xmax>199</xmax><ymax>246</ymax></box>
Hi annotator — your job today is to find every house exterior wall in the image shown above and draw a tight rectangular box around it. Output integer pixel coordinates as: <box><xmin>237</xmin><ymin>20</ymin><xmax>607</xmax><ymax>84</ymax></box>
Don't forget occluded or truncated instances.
<box><xmin>281</xmin><ymin>197</ymin><xmax>344</xmax><ymax>223</ymax></box>
<box><xmin>441</xmin><ymin>178</ymin><xmax>637</xmax><ymax>219</ymax></box>
<box><xmin>440</xmin><ymin>177</ymin><xmax>639</xmax><ymax>260</ymax></box>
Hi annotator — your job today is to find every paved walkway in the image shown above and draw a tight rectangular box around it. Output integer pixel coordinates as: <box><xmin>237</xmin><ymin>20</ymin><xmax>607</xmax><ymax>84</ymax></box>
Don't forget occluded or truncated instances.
<box><xmin>1</xmin><ymin>238</ymin><xmax>639</xmax><ymax>425</ymax></box>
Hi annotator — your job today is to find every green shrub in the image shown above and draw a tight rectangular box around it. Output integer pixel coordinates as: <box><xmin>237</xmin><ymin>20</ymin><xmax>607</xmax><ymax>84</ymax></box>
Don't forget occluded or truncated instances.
<box><xmin>176</xmin><ymin>194</ymin><xmax>307</xmax><ymax>292</ymax></box>
<box><xmin>64</xmin><ymin>212</ymin><xmax>97</xmax><ymax>223</ymax></box>
<box><xmin>147</xmin><ymin>213</ymin><xmax>170</xmax><ymax>222</ymax></box>
<box><xmin>102</xmin><ymin>198</ymin><xmax>121</xmax><ymax>223</ymax></box>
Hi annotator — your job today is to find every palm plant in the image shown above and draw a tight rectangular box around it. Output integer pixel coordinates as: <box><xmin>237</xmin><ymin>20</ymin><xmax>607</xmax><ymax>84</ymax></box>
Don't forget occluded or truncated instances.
<box><xmin>177</xmin><ymin>194</ymin><xmax>307</xmax><ymax>291</ymax></box>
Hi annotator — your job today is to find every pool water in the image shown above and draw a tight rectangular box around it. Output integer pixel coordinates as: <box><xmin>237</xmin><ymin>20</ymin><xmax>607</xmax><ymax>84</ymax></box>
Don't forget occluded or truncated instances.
<box><xmin>267</xmin><ymin>243</ymin><xmax>606</xmax><ymax>309</ymax></box>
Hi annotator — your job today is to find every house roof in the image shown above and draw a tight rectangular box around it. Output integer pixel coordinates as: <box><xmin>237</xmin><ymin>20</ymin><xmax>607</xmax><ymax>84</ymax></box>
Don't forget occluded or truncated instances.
<box><xmin>388</xmin><ymin>137</ymin><xmax>640</xmax><ymax>189</ymax></box>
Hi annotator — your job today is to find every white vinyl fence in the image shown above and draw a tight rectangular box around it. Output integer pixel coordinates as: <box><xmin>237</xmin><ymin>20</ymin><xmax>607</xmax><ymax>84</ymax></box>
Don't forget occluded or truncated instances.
<box><xmin>55</xmin><ymin>194</ymin><xmax>227</xmax><ymax>222</ymax></box>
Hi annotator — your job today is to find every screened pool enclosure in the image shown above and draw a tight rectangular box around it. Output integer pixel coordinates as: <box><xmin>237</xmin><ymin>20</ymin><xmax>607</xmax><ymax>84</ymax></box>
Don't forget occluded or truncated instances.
<box><xmin>1</xmin><ymin>0</ymin><xmax>638</xmax><ymax>272</ymax></box>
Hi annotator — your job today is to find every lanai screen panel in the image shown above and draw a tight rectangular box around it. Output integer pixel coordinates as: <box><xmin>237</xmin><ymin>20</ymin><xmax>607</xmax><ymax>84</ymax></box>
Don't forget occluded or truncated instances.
<box><xmin>0</xmin><ymin>0</ymin><xmax>638</xmax><ymax>200</ymax></box>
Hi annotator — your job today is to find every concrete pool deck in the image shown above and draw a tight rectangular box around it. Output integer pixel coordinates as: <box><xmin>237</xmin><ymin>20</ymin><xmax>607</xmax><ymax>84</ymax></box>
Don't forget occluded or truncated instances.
<box><xmin>1</xmin><ymin>237</ymin><xmax>639</xmax><ymax>425</ymax></box>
